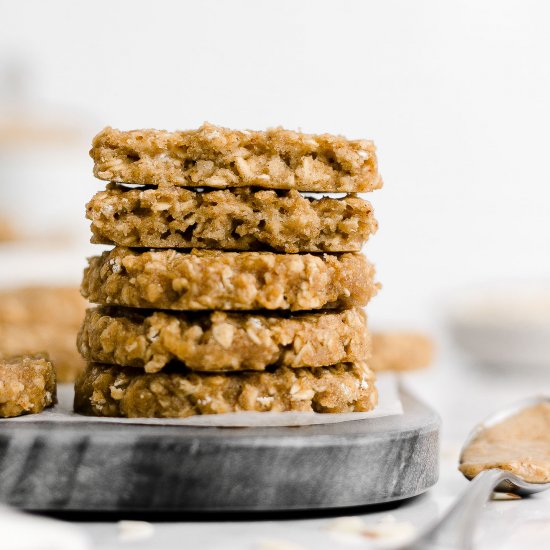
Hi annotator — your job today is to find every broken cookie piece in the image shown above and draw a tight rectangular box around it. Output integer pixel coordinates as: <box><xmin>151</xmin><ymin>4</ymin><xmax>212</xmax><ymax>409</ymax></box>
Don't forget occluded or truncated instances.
<box><xmin>0</xmin><ymin>353</ymin><xmax>57</xmax><ymax>418</ymax></box>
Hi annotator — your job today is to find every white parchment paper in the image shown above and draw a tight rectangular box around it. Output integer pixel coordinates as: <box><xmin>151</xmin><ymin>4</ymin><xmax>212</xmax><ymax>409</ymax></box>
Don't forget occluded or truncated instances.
<box><xmin>1</xmin><ymin>373</ymin><xmax>402</xmax><ymax>427</ymax></box>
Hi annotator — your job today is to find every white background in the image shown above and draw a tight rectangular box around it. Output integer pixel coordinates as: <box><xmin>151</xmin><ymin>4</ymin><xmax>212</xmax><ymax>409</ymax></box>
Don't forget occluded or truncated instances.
<box><xmin>1</xmin><ymin>0</ymin><xmax>550</xmax><ymax>327</ymax></box>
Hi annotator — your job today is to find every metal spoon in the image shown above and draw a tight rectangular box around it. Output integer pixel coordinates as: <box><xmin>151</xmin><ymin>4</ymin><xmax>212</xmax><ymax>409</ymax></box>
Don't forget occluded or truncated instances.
<box><xmin>404</xmin><ymin>395</ymin><xmax>550</xmax><ymax>550</ymax></box>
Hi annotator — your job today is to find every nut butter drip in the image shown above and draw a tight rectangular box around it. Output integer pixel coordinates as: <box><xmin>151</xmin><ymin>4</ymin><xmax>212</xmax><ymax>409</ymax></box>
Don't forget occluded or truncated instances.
<box><xmin>459</xmin><ymin>403</ymin><xmax>550</xmax><ymax>483</ymax></box>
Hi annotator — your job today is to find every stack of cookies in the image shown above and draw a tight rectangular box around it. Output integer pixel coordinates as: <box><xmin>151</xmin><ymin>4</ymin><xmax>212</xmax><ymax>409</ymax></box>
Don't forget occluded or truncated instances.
<box><xmin>74</xmin><ymin>124</ymin><xmax>382</xmax><ymax>418</ymax></box>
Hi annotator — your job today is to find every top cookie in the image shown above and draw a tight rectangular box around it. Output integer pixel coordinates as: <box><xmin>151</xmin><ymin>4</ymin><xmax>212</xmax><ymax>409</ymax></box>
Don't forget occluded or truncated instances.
<box><xmin>90</xmin><ymin>124</ymin><xmax>382</xmax><ymax>192</ymax></box>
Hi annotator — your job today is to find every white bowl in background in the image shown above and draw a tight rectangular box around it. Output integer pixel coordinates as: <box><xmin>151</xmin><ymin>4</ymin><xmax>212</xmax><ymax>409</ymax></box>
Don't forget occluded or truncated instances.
<box><xmin>447</xmin><ymin>283</ymin><xmax>550</xmax><ymax>370</ymax></box>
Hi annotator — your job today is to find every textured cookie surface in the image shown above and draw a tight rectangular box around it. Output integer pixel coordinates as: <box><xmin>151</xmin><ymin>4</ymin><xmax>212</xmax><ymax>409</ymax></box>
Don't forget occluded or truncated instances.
<box><xmin>0</xmin><ymin>353</ymin><xmax>57</xmax><ymax>417</ymax></box>
<box><xmin>90</xmin><ymin>124</ymin><xmax>382</xmax><ymax>192</ymax></box>
<box><xmin>74</xmin><ymin>361</ymin><xmax>378</xmax><ymax>417</ymax></box>
<box><xmin>78</xmin><ymin>306</ymin><xmax>370</xmax><ymax>373</ymax></box>
<box><xmin>370</xmin><ymin>331</ymin><xmax>434</xmax><ymax>372</ymax></box>
<box><xmin>87</xmin><ymin>184</ymin><xmax>377</xmax><ymax>253</ymax></box>
<box><xmin>81</xmin><ymin>247</ymin><xmax>378</xmax><ymax>312</ymax></box>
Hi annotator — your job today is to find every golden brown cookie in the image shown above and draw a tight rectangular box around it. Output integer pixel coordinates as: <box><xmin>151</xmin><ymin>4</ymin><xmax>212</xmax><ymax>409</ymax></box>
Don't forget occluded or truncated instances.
<box><xmin>81</xmin><ymin>247</ymin><xmax>378</xmax><ymax>312</ymax></box>
<box><xmin>370</xmin><ymin>331</ymin><xmax>434</xmax><ymax>372</ymax></box>
<box><xmin>87</xmin><ymin>184</ymin><xmax>377</xmax><ymax>253</ymax></box>
<box><xmin>77</xmin><ymin>306</ymin><xmax>370</xmax><ymax>373</ymax></box>
<box><xmin>90</xmin><ymin>124</ymin><xmax>382</xmax><ymax>192</ymax></box>
<box><xmin>0</xmin><ymin>353</ymin><xmax>57</xmax><ymax>418</ymax></box>
<box><xmin>74</xmin><ymin>361</ymin><xmax>378</xmax><ymax>418</ymax></box>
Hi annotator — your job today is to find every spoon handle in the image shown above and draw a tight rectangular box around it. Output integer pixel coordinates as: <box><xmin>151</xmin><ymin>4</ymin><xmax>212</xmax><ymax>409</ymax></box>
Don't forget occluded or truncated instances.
<box><xmin>405</xmin><ymin>469</ymin><xmax>508</xmax><ymax>550</ymax></box>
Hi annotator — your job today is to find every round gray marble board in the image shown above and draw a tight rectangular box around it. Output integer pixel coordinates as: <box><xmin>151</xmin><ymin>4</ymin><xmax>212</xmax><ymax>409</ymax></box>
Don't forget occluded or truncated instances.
<box><xmin>0</xmin><ymin>388</ymin><xmax>439</xmax><ymax>512</ymax></box>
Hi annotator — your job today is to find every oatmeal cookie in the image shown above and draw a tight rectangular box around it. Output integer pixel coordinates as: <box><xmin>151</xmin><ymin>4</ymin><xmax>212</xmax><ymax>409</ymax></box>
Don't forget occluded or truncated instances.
<box><xmin>77</xmin><ymin>306</ymin><xmax>370</xmax><ymax>373</ymax></box>
<box><xmin>0</xmin><ymin>353</ymin><xmax>56</xmax><ymax>417</ymax></box>
<box><xmin>74</xmin><ymin>361</ymin><xmax>378</xmax><ymax>417</ymax></box>
<box><xmin>370</xmin><ymin>331</ymin><xmax>434</xmax><ymax>372</ymax></box>
<box><xmin>90</xmin><ymin>124</ymin><xmax>382</xmax><ymax>192</ymax></box>
<box><xmin>81</xmin><ymin>247</ymin><xmax>378</xmax><ymax>312</ymax></box>
<box><xmin>87</xmin><ymin>184</ymin><xmax>377</xmax><ymax>252</ymax></box>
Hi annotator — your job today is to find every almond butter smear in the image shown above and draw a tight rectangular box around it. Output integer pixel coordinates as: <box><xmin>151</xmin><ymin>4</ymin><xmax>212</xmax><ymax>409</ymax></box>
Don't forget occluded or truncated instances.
<box><xmin>459</xmin><ymin>403</ymin><xmax>550</xmax><ymax>484</ymax></box>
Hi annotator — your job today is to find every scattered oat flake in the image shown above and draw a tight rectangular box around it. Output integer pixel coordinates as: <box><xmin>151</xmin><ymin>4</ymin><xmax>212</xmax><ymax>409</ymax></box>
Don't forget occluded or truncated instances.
<box><xmin>326</xmin><ymin>515</ymin><xmax>366</xmax><ymax>535</ymax></box>
<box><xmin>491</xmin><ymin>492</ymin><xmax>522</xmax><ymax>500</ymax></box>
<box><xmin>258</xmin><ymin>539</ymin><xmax>306</xmax><ymax>550</ymax></box>
<box><xmin>117</xmin><ymin>520</ymin><xmax>155</xmax><ymax>542</ymax></box>
<box><xmin>362</xmin><ymin>516</ymin><xmax>416</xmax><ymax>544</ymax></box>
<box><xmin>327</xmin><ymin>515</ymin><xmax>416</xmax><ymax>545</ymax></box>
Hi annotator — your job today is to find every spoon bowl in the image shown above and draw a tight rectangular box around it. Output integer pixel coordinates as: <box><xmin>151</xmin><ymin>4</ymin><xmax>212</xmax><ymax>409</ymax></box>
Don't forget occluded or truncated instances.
<box><xmin>459</xmin><ymin>394</ymin><xmax>550</xmax><ymax>494</ymax></box>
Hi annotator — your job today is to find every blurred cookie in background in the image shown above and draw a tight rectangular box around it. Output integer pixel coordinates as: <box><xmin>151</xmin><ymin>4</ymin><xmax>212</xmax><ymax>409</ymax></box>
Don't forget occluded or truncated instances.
<box><xmin>0</xmin><ymin>286</ymin><xmax>86</xmax><ymax>382</ymax></box>
<box><xmin>0</xmin><ymin>216</ymin><xmax>17</xmax><ymax>242</ymax></box>
<box><xmin>370</xmin><ymin>331</ymin><xmax>434</xmax><ymax>372</ymax></box>
<box><xmin>0</xmin><ymin>57</ymin><xmax>93</xmax><ymax>244</ymax></box>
